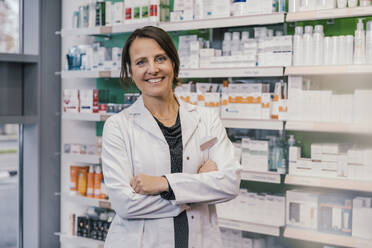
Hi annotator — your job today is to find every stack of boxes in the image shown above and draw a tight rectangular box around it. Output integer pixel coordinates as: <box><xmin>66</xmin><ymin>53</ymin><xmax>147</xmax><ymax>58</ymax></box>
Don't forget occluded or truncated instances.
<box><xmin>217</xmin><ymin>189</ymin><xmax>285</xmax><ymax>227</ymax></box>
<box><xmin>241</xmin><ymin>138</ymin><xmax>269</xmax><ymax>172</ymax></box>
<box><xmin>287</xmin><ymin>76</ymin><xmax>372</xmax><ymax>124</ymax></box>
<box><xmin>289</xmin><ymin>142</ymin><xmax>372</xmax><ymax>181</ymax></box>
<box><xmin>178</xmin><ymin>30</ymin><xmax>293</xmax><ymax>69</ymax></box>
<box><xmin>287</xmin><ymin>190</ymin><xmax>354</xmax><ymax>236</ymax></box>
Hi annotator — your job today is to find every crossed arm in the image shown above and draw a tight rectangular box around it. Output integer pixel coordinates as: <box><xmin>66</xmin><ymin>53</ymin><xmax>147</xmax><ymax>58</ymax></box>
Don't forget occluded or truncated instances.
<box><xmin>130</xmin><ymin>160</ymin><xmax>218</xmax><ymax>195</ymax></box>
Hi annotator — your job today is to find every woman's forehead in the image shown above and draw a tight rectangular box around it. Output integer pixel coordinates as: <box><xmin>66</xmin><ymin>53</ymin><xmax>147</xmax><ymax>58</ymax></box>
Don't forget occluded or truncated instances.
<box><xmin>129</xmin><ymin>37</ymin><xmax>166</xmax><ymax>59</ymax></box>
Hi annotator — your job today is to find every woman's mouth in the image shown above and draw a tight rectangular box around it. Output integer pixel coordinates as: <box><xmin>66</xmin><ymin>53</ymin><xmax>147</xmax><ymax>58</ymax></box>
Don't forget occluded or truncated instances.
<box><xmin>146</xmin><ymin>77</ymin><xmax>164</xmax><ymax>85</ymax></box>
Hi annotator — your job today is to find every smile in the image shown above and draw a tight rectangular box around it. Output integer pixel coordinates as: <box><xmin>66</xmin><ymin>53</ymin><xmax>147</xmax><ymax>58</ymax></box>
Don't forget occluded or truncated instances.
<box><xmin>145</xmin><ymin>77</ymin><xmax>164</xmax><ymax>84</ymax></box>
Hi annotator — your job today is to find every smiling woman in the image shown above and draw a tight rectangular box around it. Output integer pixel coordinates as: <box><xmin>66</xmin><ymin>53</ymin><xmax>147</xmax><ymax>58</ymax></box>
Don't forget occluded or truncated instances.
<box><xmin>101</xmin><ymin>26</ymin><xmax>241</xmax><ymax>248</ymax></box>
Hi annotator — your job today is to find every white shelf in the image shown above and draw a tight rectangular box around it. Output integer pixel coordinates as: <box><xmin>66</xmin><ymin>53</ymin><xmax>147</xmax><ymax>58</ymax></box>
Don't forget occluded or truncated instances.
<box><xmin>61</xmin><ymin>193</ymin><xmax>112</xmax><ymax>209</ymax></box>
<box><xmin>61</xmin><ymin>70</ymin><xmax>120</xmax><ymax>78</ymax></box>
<box><xmin>286</xmin><ymin>6</ymin><xmax>372</xmax><ymax>22</ymax></box>
<box><xmin>62</xmin><ymin>153</ymin><xmax>101</xmax><ymax>164</ymax></box>
<box><xmin>285</xmin><ymin>175</ymin><xmax>372</xmax><ymax>193</ymax></box>
<box><xmin>221</xmin><ymin>119</ymin><xmax>283</xmax><ymax>130</ymax></box>
<box><xmin>58</xmin><ymin>233</ymin><xmax>104</xmax><ymax>248</ymax></box>
<box><xmin>241</xmin><ymin>170</ymin><xmax>282</xmax><ymax>184</ymax></box>
<box><xmin>284</xmin><ymin>227</ymin><xmax>372</xmax><ymax>248</ymax></box>
<box><xmin>219</xmin><ymin>218</ymin><xmax>281</xmax><ymax>236</ymax></box>
<box><xmin>60</xmin><ymin>14</ymin><xmax>285</xmax><ymax>37</ymax></box>
<box><xmin>62</xmin><ymin>113</ymin><xmax>113</xmax><ymax>122</ymax></box>
<box><xmin>285</xmin><ymin>65</ymin><xmax>372</xmax><ymax>76</ymax></box>
<box><xmin>286</xmin><ymin>121</ymin><xmax>372</xmax><ymax>134</ymax></box>
<box><xmin>60</xmin><ymin>67</ymin><xmax>283</xmax><ymax>79</ymax></box>
<box><xmin>160</xmin><ymin>13</ymin><xmax>285</xmax><ymax>31</ymax></box>
<box><xmin>180</xmin><ymin>67</ymin><xmax>284</xmax><ymax>78</ymax></box>
<box><xmin>0</xmin><ymin>135</ymin><xmax>17</xmax><ymax>141</ymax></box>
<box><xmin>60</xmin><ymin>22</ymin><xmax>157</xmax><ymax>37</ymax></box>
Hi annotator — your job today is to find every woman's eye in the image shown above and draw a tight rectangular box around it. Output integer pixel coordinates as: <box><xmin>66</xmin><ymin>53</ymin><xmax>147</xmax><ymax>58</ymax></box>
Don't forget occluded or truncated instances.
<box><xmin>136</xmin><ymin>60</ymin><xmax>145</xmax><ymax>66</ymax></box>
<box><xmin>156</xmin><ymin>56</ymin><xmax>167</xmax><ymax>62</ymax></box>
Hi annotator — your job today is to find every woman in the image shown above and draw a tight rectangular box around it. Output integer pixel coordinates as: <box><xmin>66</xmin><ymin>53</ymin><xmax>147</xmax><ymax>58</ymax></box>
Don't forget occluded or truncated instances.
<box><xmin>102</xmin><ymin>26</ymin><xmax>241</xmax><ymax>248</ymax></box>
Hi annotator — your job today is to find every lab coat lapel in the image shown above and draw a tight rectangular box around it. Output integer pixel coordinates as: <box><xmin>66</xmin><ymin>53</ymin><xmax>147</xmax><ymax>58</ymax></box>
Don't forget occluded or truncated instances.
<box><xmin>127</xmin><ymin>96</ymin><xmax>167</xmax><ymax>144</ymax></box>
<box><xmin>179</xmin><ymin>101</ymin><xmax>200</xmax><ymax>149</ymax></box>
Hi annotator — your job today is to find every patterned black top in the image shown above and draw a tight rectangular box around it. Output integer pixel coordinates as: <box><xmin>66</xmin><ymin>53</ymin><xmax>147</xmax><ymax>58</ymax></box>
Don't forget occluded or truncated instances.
<box><xmin>154</xmin><ymin>111</ymin><xmax>189</xmax><ymax>248</ymax></box>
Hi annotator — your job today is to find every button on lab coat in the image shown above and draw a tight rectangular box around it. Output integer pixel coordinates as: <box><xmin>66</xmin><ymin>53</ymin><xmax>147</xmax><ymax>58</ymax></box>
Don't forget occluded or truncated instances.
<box><xmin>102</xmin><ymin>96</ymin><xmax>241</xmax><ymax>248</ymax></box>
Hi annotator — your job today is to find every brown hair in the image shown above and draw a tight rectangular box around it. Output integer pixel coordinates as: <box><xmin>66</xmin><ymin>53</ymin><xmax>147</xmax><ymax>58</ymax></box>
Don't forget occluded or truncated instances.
<box><xmin>120</xmin><ymin>26</ymin><xmax>180</xmax><ymax>88</ymax></box>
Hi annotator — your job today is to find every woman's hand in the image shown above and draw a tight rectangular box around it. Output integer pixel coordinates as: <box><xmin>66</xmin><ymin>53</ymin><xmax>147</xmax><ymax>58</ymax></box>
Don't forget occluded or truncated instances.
<box><xmin>130</xmin><ymin>174</ymin><xmax>169</xmax><ymax>195</ymax></box>
<box><xmin>198</xmin><ymin>160</ymin><xmax>218</xmax><ymax>174</ymax></box>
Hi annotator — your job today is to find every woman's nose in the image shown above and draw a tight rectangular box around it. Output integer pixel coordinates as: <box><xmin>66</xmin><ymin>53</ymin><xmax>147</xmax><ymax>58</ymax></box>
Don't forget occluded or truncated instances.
<box><xmin>147</xmin><ymin>61</ymin><xmax>159</xmax><ymax>74</ymax></box>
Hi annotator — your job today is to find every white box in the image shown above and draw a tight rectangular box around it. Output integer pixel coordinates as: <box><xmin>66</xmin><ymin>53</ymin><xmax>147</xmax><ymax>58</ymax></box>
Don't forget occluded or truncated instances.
<box><xmin>289</xmin><ymin>146</ymin><xmax>301</xmax><ymax>162</ymax></box>
<box><xmin>286</xmin><ymin>190</ymin><xmax>320</xmax><ymax>230</ymax></box>
<box><xmin>311</xmin><ymin>143</ymin><xmax>323</xmax><ymax>161</ymax></box>
<box><xmin>352</xmin><ymin>197</ymin><xmax>372</xmax><ymax>239</ymax></box>
<box><xmin>63</xmin><ymin>89</ymin><xmax>79</xmax><ymax>113</ymax></box>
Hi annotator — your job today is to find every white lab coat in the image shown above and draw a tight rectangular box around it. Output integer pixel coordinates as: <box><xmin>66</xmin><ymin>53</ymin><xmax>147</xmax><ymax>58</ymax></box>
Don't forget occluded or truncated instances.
<box><xmin>102</xmin><ymin>96</ymin><xmax>241</xmax><ymax>248</ymax></box>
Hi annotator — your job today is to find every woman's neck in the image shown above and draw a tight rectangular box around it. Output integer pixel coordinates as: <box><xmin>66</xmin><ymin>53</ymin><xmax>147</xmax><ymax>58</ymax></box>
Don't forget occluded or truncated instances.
<box><xmin>143</xmin><ymin>92</ymin><xmax>179</xmax><ymax>121</ymax></box>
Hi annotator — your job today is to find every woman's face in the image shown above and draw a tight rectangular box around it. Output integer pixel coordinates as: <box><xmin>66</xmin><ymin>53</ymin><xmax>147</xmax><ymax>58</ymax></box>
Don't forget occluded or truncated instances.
<box><xmin>129</xmin><ymin>37</ymin><xmax>174</xmax><ymax>99</ymax></box>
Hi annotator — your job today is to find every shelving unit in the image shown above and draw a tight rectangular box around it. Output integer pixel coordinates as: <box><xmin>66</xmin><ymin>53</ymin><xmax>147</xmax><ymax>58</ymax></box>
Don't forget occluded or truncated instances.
<box><xmin>219</xmin><ymin>218</ymin><xmax>282</xmax><ymax>236</ymax></box>
<box><xmin>285</xmin><ymin>175</ymin><xmax>372</xmax><ymax>193</ymax></box>
<box><xmin>58</xmin><ymin>234</ymin><xmax>104</xmax><ymax>248</ymax></box>
<box><xmin>62</xmin><ymin>153</ymin><xmax>101</xmax><ymax>164</ymax></box>
<box><xmin>221</xmin><ymin>119</ymin><xmax>283</xmax><ymax>130</ymax></box>
<box><xmin>59</xmin><ymin>13</ymin><xmax>284</xmax><ymax>37</ymax></box>
<box><xmin>241</xmin><ymin>170</ymin><xmax>282</xmax><ymax>184</ymax></box>
<box><xmin>60</xmin><ymin>22</ymin><xmax>157</xmax><ymax>37</ymax></box>
<box><xmin>285</xmin><ymin>121</ymin><xmax>372</xmax><ymax>134</ymax></box>
<box><xmin>284</xmin><ymin>227</ymin><xmax>372</xmax><ymax>248</ymax></box>
<box><xmin>285</xmin><ymin>65</ymin><xmax>372</xmax><ymax>76</ymax></box>
<box><xmin>61</xmin><ymin>193</ymin><xmax>111</xmax><ymax>209</ymax></box>
<box><xmin>62</xmin><ymin>113</ymin><xmax>112</xmax><ymax>122</ymax></box>
<box><xmin>160</xmin><ymin>13</ymin><xmax>285</xmax><ymax>31</ymax></box>
<box><xmin>59</xmin><ymin>1</ymin><xmax>372</xmax><ymax>247</ymax></box>
<box><xmin>286</xmin><ymin>6</ymin><xmax>372</xmax><ymax>22</ymax></box>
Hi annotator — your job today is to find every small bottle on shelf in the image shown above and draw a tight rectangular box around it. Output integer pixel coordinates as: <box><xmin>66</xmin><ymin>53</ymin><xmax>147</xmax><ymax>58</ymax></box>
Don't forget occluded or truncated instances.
<box><xmin>87</xmin><ymin>165</ymin><xmax>95</xmax><ymax>198</ymax></box>
<box><xmin>354</xmin><ymin>18</ymin><xmax>366</xmax><ymax>65</ymax></box>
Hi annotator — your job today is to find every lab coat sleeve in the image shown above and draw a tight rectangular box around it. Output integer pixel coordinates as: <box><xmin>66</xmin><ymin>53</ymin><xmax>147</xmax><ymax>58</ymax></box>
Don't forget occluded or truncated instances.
<box><xmin>102</xmin><ymin>115</ymin><xmax>187</xmax><ymax>219</ymax></box>
<box><xmin>164</xmin><ymin>110</ymin><xmax>242</xmax><ymax>205</ymax></box>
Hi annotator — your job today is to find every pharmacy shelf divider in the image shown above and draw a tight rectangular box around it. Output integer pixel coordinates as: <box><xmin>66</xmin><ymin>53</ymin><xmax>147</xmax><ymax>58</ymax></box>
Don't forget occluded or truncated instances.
<box><xmin>60</xmin><ymin>14</ymin><xmax>285</xmax><ymax>37</ymax></box>
<box><xmin>221</xmin><ymin>119</ymin><xmax>284</xmax><ymax>130</ymax></box>
<box><xmin>61</xmin><ymin>193</ymin><xmax>112</xmax><ymax>209</ymax></box>
<box><xmin>285</xmin><ymin>121</ymin><xmax>372</xmax><ymax>134</ymax></box>
<box><xmin>61</xmin><ymin>70</ymin><xmax>120</xmax><ymax>79</ymax></box>
<box><xmin>57</xmin><ymin>233</ymin><xmax>104</xmax><ymax>248</ymax></box>
<box><xmin>285</xmin><ymin>65</ymin><xmax>372</xmax><ymax>76</ymax></box>
<box><xmin>60</xmin><ymin>67</ymin><xmax>284</xmax><ymax>79</ymax></box>
<box><xmin>159</xmin><ymin>13</ymin><xmax>285</xmax><ymax>31</ymax></box>
<box><xmin>284</xmin><ymin>227</ymin><xmax>372</xmax><ymax>248</ymax></box>
<box><xmin>62</xmin><ymin>113</ymin><xmax>112</xmax><ymax>122</ymax></box>
<box><xmin>219</xmin><ymin>218</ymin><xmax>281</xmax><ymax>236</ymax></box>
<box><xmin>62</xmin><ymin>153</ymin><xmax>101</xmax><ymax>164</ymax></box>
<box><xmin>286</xmin><ymin>6</ymin><xmax>372</xmax><ymax>22</ymax></box>
<box><xmin>60</xmin><ymin>22</ymin><xmax>157</xmax><ymax>37</ymax></box>
<box><xmin>241</xmin><ymin>170</ymin><xmax>282</xmax><ymax>184</ymax></box>
<box><xmin>179</xmin><ymin>67</ymin><xmax>284</xmax><ymax>78</ymax></box>
<box><xmin>285</xmin><ymin>175</ymin><xmax>372</xmax><ymax>193</ymax></box>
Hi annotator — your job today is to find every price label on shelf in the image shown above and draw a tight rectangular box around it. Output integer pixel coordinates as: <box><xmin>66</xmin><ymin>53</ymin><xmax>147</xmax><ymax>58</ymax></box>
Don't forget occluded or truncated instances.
<box><xmin>242</xmin><ymin>69</ymin><xmax>259</xmax><ymax>76</ymax></box>
<box><xmin>99</xmin><ymin>26</ymin><xmax>113</xmax><ymax>34</ymax></box>
<box><xmin>98</xmin><ymin>201</ymin><xmax>111</xmax><ymax>209</ymax></box>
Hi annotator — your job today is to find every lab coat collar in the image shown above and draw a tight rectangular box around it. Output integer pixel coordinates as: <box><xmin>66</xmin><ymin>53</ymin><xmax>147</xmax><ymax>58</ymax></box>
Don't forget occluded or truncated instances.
<box><xmin>126</xmin><ymin>95</ymin><xmax>200</xmax><ymax>147</ymax></box>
